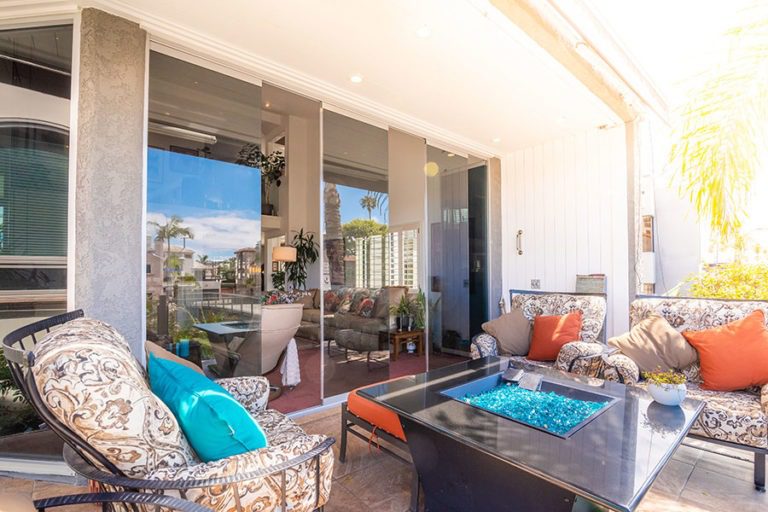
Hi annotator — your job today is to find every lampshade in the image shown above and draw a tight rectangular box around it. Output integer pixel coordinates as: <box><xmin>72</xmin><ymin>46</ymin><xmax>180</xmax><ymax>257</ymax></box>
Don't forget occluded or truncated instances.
<box><xmin>272</xmin><ymin>246</ymin><xmax>297</xmax><ymax>262</ymax></box>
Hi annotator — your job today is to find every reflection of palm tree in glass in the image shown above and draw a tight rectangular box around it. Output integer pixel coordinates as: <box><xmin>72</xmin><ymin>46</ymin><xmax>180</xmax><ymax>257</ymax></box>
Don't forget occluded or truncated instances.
<box><xmin>197</xmin><ymin>254</ymin><xmax>209</xmax><ymax>265</ymax></box>
<box><xmin>360</xmin><ymin>194</ymin><xmax>377</xmax><ymax>220</ymax></box>
<box><xmin>149</xmin><ymin>215</ymin><xmax>194</xmax><ymax>281</ymax></box>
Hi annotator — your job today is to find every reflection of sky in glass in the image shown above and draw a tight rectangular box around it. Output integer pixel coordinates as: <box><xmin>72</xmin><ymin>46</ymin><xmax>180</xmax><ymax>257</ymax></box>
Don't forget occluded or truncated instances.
<box><xmin>337</xmin><ymin>184</ymin><xmax>386</xmax><ymax>224</ymax></box>
<box><xmin>147</xmin><ymin>148</ymin><xmax>261</xmax><ymax>260</ymax></box>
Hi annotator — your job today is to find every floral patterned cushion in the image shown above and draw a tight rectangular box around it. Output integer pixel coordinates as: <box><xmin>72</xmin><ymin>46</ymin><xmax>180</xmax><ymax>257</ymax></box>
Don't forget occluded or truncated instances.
<box><xmin>630</xmin><ymin>297</ymin><xmax>768</xmax><ymax>334</ymax></box>
<box><xmin>357</xmin><ymin>297</ymin><xmax>375</xmax><ymax>318</ymax></box>
<box><xmin>261</xmin><ymin>289</ymin><xmax>305</xmax><ymax>305</ymax></box>
<box><xmin>32</xmin><ymin>318</ymin><xmax>335</xmax><ymax>512</ymax></box>
<box><xmin>32</xmin><ymin>319</ymin><xmax>198</xmax><ymax>477</ymax></box>
<box><xmin>511</xmin><ymin>292</ymin><xmax>607</xmax><ymax>343</ymax></box>
<box><xmin>635</xmin><ymin>380</ymin><xmax>767</xmax><ymax>449</ymax></box>
<box><xmin>324</xmin><ymin>290</ymin><xmax>340</xmax><ymax>312</ymax></box>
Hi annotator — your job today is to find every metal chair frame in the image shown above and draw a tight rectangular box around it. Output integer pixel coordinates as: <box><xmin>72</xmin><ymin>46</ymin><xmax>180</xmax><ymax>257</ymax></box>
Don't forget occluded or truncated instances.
<box><xmin>2</xmin><ymin>310</ymin><xmax>334</xmax><ymax>511</ymax></box>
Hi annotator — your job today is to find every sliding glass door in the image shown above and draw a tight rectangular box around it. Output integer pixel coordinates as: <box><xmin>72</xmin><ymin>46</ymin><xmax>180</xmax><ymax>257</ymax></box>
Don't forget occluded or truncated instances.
<box><xmin>426</xmin><ymin>146</ymin><xmax>488</xmax><ymax>368</ymax></box>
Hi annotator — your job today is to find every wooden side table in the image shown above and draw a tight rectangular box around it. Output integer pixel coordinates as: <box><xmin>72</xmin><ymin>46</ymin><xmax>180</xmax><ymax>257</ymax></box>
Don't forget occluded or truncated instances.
<box><xmin>383</xmin><ymin>329</ymin><xmax>424</xmax><ymax>361</ymax></box>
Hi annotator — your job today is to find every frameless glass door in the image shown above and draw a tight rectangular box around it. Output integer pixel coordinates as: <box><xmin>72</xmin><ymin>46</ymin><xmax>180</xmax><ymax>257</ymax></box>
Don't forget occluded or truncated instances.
<box><xmin>146</xmin><ymin>51</ymin><xmax>262</xmax><ymax>381</ymax></box>
<box><xmin>426</xmin><ymin>146</ymin><xmax>488</xmax><ymax>368</ymax></box>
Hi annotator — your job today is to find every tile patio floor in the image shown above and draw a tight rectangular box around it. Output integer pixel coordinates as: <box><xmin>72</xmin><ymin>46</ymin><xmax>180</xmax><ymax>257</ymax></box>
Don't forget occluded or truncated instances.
<box><xmin>1</xmin><ymin>407</ymin><xmax>766</xmax><ymax>511</ymax></box>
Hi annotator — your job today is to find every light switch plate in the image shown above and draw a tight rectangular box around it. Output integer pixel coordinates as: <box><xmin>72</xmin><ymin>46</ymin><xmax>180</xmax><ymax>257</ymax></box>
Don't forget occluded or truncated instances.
<box><xmin>531</xmin><ymin>279</ymin><xmax>541</xmax><ymax>289</ymax></box>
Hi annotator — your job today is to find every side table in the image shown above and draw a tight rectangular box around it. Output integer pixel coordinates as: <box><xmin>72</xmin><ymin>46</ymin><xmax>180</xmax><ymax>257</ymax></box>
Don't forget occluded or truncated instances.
<box><xmin>381</xmin><ymin>329</ymin><xmax>424</xmax><ymax>361</ymax></box>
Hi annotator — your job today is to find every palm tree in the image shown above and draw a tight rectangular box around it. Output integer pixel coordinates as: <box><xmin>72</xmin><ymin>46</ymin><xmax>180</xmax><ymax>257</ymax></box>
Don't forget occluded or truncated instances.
<box><xmin>671</xmin><ymin>17</ymin><xmax>768</xmax><ymax>244</ymax></box>
<box><xmin>196</xmin><ymin>254</ymin><xmax>210</xmax><ymax>265</ymax></box>
<box><xmin>360</xmin><ymin>194</ymin><xmax>377</xmax><ymax>220</ymax></box>
<box><xmin>149</xmin><ymin>215</ymin><xmax>194</xmax><ymax>280</ymax></box>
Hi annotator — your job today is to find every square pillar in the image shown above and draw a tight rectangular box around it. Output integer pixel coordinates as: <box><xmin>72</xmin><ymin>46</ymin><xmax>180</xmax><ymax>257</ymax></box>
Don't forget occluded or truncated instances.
<box><xmin>73</xmin><ymin>8</ymin><xmax>148</xmax><ymax>356</ymax></box>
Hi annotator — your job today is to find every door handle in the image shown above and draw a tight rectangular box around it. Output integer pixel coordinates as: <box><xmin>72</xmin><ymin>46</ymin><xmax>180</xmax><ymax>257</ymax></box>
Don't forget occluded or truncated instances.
<box><xmin>516</xmin><ymin>230</ymin><xmax>523</xmax><ymax>255</ymax></box>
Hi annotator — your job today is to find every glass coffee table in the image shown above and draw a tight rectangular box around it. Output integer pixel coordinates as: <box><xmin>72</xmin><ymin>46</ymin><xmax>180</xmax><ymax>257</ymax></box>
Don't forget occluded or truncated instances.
<box><xmin>358</xmin><ymin>357</ymin><xmax>704</xmax><ymax>512</ymax></box>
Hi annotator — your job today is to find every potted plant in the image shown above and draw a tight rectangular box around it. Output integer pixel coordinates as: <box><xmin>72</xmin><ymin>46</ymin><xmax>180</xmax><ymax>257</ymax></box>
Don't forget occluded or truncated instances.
<box><xmin>284</xmin><ymin>229</ymin><xmax>319</xmax><ymax>290</ymax></box>
<box><xmin>235</xmin><ymin>144</ymin><xmax>285</xmax><ymax>216</ymax></box>
<box><xmin>390</xmin><ymin>295</ymin><xmax>413</xmax><ymax>331</ymax></box>
<box><xmin>643</xmin><ymin>368</ymin><xmax>687</xmax><ymax>407</ymax></box>
<box><xmin>410</xmin><ymin>289</ymin><xmax>426</xmax><ymax>330</ymax></box>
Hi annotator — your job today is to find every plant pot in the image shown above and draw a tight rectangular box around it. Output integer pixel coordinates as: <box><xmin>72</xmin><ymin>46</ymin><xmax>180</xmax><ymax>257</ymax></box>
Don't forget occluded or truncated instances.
<box><xmin>647</xmin><ymin>382</ymin><xmax>687</xmax><ymax>407</ymax></box>
<box><xmin>262</xmin><ymin>203</ymin><xmax>275</xmax><ymax>216</ymax></box>
<box><xmin>399</xmin><ymin>314</ymin><xmax>410</xmax><ymax>331</ymax></box>
<box><xmin>406</xmin><ymin>341</ymin><xmax>416</xmax><ymax>353</ymax></box>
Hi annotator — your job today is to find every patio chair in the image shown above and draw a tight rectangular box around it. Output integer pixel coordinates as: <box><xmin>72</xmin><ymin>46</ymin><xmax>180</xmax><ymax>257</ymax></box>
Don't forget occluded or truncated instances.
<box><xmin>2</xmin><ymin>310</ymin><xmax>335</xmax><ymax>512</ymax></box>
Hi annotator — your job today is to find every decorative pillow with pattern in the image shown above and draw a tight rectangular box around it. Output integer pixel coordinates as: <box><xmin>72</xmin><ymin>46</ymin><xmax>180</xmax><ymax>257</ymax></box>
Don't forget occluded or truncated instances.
<box><xmin>357</xmin><ymin>298</ymin><xmax>375</xmax><ymax>318</ymax></box>
<box><xmin>337</xmin><ymin>292</ymin><xmax>354</xmax><ymax>313</ymax></box>
<box><xmin>350</xmin><ymin>290</ymin><xmax>371</xmax><ymax>312</ymax></box>
<box><xmin>324</xmin><ymin>290</ymin><xmax>340</xmax><ymax>312</ymax></box>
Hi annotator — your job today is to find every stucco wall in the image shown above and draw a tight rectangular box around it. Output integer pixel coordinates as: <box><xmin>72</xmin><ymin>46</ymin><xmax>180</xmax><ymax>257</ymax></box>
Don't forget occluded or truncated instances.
<box><xmin>74</xmin><ymin>9</ymin><xmax>147</xmax><ymax>357</ymax></box>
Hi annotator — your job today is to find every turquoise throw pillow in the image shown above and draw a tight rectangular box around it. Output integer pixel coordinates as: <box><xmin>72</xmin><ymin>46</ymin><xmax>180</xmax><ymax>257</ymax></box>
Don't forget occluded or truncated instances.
<box><xmin>148</xmin><ymin>353</ymin><xmax>268</xmax><ymax>462</ymax></box>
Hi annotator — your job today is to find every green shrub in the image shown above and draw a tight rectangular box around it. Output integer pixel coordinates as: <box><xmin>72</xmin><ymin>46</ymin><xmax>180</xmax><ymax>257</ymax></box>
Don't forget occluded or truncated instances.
<box><xmin>687</xmin><ymin>262</ymin><xmax>768</xmax><ymax>300</ymax></box>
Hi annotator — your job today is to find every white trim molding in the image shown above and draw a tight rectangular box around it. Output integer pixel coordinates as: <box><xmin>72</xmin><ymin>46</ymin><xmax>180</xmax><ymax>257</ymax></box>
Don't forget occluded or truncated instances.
<box><xmin>72</xmin><ymin>0</ymin><xmax>500</xmax><ymax>159</ymax></box>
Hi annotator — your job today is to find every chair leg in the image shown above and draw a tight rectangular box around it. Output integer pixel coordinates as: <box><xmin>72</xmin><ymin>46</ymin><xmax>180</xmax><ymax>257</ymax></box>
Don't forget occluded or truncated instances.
<box><xmin>410</xmin><ymin>467</ymin><xmax>421</xmax><ymax>512</ymax></box>
<box><xmin>756</xmin><ymin>452</ymin><xmax>766</xmax><ymax>492</ymax></box>
<box><xmin>340</xmin><ymin>409</ymin><xmax>348</xmax><ymax>464</ymax></box>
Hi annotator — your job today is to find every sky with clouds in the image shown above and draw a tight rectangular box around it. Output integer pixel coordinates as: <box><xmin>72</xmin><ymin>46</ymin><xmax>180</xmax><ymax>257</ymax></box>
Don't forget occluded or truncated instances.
<box><xmin>147</xmin><ymin>149</ymin><xmax>261</xmax><ymax>260</ymax></box>
<box><xmin>147</xmin><ymin>149</ymin><xmax>388</xmax><ymax>260</ymax></box>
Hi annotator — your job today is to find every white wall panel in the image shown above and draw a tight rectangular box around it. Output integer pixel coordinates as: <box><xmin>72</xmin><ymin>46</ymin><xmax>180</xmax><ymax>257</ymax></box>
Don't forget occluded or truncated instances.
<box><xmin>501</xmin><ymin>124</ymin><xmax>629</xmax><ymax>337</ymax></box>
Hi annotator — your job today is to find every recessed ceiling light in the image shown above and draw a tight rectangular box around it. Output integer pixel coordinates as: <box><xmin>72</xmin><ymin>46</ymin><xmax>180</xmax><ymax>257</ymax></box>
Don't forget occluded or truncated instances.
<box><xmin>264</xmin><ymin>102</ymin><xmax>271</xmax><ymax>108</ymax></box>
<box><xmin>416</xmin><ymin>25</ymin><xmax>432</xmax><ymax>38</ymax></box>
<box><xmin>447</xmin><ymin>153</ymin><xmax>455</xmax><ymax>158</ymax></box>
<box><xmin>164</xmin><ymin>112</ymin><xmax>171</xmax><ymax>116</ymax></box>
<box><xmin>350</xmin><ymin>74</ymin><xmax>363</xmax><ymax>84</ymax></box>
<box><xmin>492</xmin><ymin>137</ymin><xmax>501</xmax><ymax>143</ymax></box>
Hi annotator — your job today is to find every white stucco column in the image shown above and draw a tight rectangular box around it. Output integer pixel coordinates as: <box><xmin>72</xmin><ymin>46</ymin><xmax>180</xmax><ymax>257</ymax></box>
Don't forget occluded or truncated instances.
<box><xmin>72</xmin><ymin>8</ymin><xmax>148</xmax><ymax>357</ymax></box>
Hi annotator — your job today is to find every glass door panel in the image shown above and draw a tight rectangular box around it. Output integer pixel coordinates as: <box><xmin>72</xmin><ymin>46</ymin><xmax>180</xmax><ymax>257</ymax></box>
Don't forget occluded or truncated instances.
<box><xmin>146</xmin><ymin>51</ymin><xmax>262</xmax><ymax>381</ymax></box>
<box><xmin>426</xmin><ymin>146</ymin><xmax>488</xmax><ymax>369</ymax></box>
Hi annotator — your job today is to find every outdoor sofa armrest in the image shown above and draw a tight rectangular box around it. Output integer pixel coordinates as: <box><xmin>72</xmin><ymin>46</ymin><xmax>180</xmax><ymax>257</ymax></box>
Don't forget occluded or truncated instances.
<box><xmin>65</xmin><ymin>435</ymin><xmax>335</xmax><ymax>490</ymax></box>
<box><xmin>602</xmin><ymin>354</ymin><xmax>640</xmax><ymax>385</ymax></box>
<box><xmin>215</xmin><ymin>375</ymin><xmax>270</xmax><ymax>413</ymax></box>
<box><xmin>470</xmin><ymin>333</ymin><xmax>499</xmax><ymax>359</ymax></box>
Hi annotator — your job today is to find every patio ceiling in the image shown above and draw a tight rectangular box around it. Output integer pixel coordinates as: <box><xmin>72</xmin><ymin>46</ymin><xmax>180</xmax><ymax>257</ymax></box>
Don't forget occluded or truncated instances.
<box><xmin>82</xmin><ymin>0</ymin><xmax>619</xmax><ymax>155</ymax></box>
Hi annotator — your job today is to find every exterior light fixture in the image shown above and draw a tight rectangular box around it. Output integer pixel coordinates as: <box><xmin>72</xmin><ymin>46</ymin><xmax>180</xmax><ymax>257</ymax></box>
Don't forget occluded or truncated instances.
<box><xmin>350</xmin><ymin>74</ymin><xmax>363</xmax><ymax>84</ymax></box>
<box><xmin>424</xmin><ymin>161</ymin><xmax>439</xmax><ymax>177</ymax></box>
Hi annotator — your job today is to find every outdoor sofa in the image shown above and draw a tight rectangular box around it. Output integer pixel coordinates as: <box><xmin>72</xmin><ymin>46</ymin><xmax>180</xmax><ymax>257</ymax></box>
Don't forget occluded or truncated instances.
<box><xmin>2</xmin><ymin>310</ymin><xmax>335</xmax><ymax>512</ymax></box>
<box><xmin>617</xmin><ymin>296</ymin><xmax>767</xmax><ymax>491</ymax></box>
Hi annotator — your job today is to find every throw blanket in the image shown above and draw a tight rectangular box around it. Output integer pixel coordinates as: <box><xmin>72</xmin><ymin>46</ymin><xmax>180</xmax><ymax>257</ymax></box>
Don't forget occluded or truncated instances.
<box><xmin>280</xmin><ymin>338</ymin><xmax>301</xmax><ymax>387</ymax></box>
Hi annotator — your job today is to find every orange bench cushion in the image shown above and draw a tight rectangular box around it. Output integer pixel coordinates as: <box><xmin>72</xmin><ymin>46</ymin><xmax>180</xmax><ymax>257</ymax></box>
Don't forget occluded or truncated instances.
<box><xmin>348</xmin><ymin>381</ymin><xmax>407</xmax><ymax>442</ymax></box>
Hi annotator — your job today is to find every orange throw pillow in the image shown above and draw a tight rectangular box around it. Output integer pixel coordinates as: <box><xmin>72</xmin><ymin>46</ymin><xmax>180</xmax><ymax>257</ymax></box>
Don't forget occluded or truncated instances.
<box><xmin>527</xmin><ymin>312</ymin><xmax>583</xmax><ymax>361</ymax></box>
<box><xmin>682</xmin><ymin>310</ymin><xmax>768</xmax><ymax>391</ymax></box>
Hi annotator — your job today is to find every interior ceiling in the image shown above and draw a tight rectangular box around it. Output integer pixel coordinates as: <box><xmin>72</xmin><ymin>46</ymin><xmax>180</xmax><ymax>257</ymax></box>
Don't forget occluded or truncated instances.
<box><xmin>0</xmin><ymin>24</ymin><xmax>72</xmax><ymax>72</ymax></box>
<box><xmin>98</xmin><ymin>0</ymin><xmax>619</xmax><ymax>155</ymax></box>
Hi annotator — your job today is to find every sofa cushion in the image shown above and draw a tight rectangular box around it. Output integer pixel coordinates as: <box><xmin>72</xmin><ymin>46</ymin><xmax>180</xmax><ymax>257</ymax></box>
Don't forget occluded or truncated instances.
<box><xmin>682</xmin><ymin>310</ymin><xmax>768</xmax><ymax>391</ymax></box>
<box><xmin>32</xmin><ymin>319</ymin><xmax>198</xmax><ymax>477</ymax></box>
<box><xmin>357</xmin><ymin>297</ymin><xmax>375</xmax><ymax>318</ymax></box>
<box><xmin>349</xmin><ymin>316</ymin><xmax>386</xmax><ymax>336</ymax></box>
<box><xmin>528</xmin><ymin>312</ymin><xmax>582</xmax><ymax>361</ymax></box>
<box><xmin>636</xmin><ymin>381</ymin><xmax>767</xmax><ymax>449</ymax></box>
<box><xmin>481</xmin><ymin>309</ymin><xmax>531</xmax><ymax>356</ymax></box>
<box><xmin>302</xmin><ymin>308</ymin><xmax>324</xmax><ymax>324</ymax></box>
<box><xmin>149</xmin><ymin>355</ymin><xmax>268</xmax><ymax>462</ymax></box>
<box><xmin>608</xmin><ymin>314</ymin><xmax>697</xmax><ymax>373</ymax></box>
<box><xmin>372</xmin><ymin>286</ymin><xmax>407</xmax><ymax>319</ymax></box>
<box><xmin>324</xmin><ymin>290</ymin><xmax>341</xmax><ymax>312</ymax></box>
<box><xmin>512</xmin><ymin>292</ymin><xmax>606</xmax><ymax>343</ymax></box>
<box><xmin>348</xmin><ymin>382</ymin><xmax>406</xmax><ymax>441</ymax></box>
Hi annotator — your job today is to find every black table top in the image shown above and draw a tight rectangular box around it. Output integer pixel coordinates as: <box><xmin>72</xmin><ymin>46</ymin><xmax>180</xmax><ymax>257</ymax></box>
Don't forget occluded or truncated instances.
<box><xmin>358</xmin><ymin>357</ymin><xmax>704</xmax><ymax>512</ymax></box>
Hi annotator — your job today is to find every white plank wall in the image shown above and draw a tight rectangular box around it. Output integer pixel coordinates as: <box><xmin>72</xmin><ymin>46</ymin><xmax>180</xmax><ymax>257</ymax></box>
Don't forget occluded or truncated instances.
<box><xmin>501</xmin><ymin>124</ymin><xmax>630</xmax><ymax>337</ymax></box>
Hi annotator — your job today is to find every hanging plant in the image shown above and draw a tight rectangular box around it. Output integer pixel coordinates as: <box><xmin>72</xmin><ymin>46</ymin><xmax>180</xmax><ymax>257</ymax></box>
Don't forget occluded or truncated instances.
<box><xmin>235</xmin><ymin>144</ymin><xmax>286</xmax><ymax>209</ymax></box>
